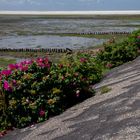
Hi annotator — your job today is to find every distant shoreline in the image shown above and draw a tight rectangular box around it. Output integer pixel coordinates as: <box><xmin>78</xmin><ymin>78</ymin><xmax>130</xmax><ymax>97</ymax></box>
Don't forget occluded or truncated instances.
<box><xmin>0</xmin><ymin>11</ymin><xmax>140</xmax><ymax>16</ymax></box>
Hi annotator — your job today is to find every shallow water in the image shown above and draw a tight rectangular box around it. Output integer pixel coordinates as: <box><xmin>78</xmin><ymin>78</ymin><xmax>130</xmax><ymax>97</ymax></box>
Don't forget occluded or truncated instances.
<box><xmin>0</xmin><ymin>35</ymin><xmax>106</xmax><ymax>49</ymax></box>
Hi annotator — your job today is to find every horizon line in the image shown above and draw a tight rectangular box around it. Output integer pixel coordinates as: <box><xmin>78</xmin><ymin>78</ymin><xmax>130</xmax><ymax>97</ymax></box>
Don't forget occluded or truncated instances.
<box><xmin>0</xmin><ymin>10</ymin><xmax>140</xmax><ymax>15</ymax></box>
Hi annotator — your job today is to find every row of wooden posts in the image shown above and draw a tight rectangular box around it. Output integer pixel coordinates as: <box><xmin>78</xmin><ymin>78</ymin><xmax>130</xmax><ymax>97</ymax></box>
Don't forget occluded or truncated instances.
<box><xmin>78</xmin><ymin>31</ymin><xmax>131</xmax><ymax>35</ymax></box>
<box><xmin>0</xmin><ymin>48</ymin><xmax>73</xmax><ymax>53</ymax></box>
<box><xmin>50</xmin><ymin>31</ymin><xmax>132</xmax><ymax>35</ymax></box>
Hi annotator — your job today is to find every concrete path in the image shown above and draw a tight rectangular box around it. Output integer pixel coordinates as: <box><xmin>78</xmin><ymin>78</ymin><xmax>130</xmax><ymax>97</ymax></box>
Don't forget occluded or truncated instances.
<box><xmin>2</xmin><ymin>57</ymin><xmax>140</xmax><ymax>140</ymax></box>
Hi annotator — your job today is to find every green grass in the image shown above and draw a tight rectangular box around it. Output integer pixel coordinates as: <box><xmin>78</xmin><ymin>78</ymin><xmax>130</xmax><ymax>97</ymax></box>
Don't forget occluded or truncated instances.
<box><xmin>15</xmin><ymin>30</ymin><xmax>130</xmax><ymax>40</ymax></box>
<box><xmin>60</xmin><ymin>34</ymin><xmax>122</xmax><ymax>39</ymax></box>
<box><xmin>56</xmin><ymin>33</ymin><xmax>129</xmax><ymax>39</ymax></box>
<box><xmin>14</xmin><ymin>15</ymin><xmax>140</xmax><ymax>20</ymax></box>
<box><xmin>87</xmin><ymin>34</ymin><xmax>129</xmax><ymax>50</ymax></box>
<box><xmin>0</xmin><ymin>52</ymin><xmax>68</xmax><ymax>64</ymax></box>
<box><xmin>0</xmin><ymin>52</ymin><xmax>46</xmax><ymax>59</ymax></box>
<box><xmin>0</xmin><ymin>58</ymin><xmax>16</xmax><ymax>68</ymax></box>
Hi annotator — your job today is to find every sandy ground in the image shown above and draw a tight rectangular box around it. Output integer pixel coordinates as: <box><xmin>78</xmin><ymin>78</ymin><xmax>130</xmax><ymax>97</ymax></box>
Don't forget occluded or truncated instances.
<box><xmin>2</xmin><ymin>56</ymin><xmax>140</xmax><ymax>140</ymax></box>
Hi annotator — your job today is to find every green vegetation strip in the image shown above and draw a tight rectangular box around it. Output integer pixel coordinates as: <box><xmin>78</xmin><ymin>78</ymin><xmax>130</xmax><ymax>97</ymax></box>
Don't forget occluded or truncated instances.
<box><xmin>7</xmin><ymin>15</ymin><xmax>139</xmax><ymax>20</ymax></box>
<box><xmin>0</xmin><ymin>58</ymin><xmax>16</xmax><ymax>68</ymax></box>
<box><xmin>53</xmin><ymin>33</ymin><xmax>129</xmax><ymax>39</ymax></box>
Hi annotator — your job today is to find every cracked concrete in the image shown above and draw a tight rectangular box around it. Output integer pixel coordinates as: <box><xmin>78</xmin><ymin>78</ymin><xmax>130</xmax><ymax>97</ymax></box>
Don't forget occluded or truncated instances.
<box><xmin>2</xmin><ymin>57</ymin><xmax>140</xmax><ymax>140</ymax></box>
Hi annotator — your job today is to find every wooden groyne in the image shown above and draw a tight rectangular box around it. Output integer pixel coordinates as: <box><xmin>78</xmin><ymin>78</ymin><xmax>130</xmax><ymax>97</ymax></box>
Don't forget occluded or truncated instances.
<box><xmin>78</xmin><ymin>31</ymin><xmax>132</xmax><ymax>35</ymax></box>
<box><xmin>49</xmin><ymin>31</ymin><xmax>132</xmax><ymax>35</ymax></box>
<box><xmin>0</xmin><ymin>48</ymin><xmax>73</xmax><ymax>54</ymax></box>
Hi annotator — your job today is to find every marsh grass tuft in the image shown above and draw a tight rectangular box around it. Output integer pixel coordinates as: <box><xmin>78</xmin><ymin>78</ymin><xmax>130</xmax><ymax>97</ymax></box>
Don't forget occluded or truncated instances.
<box><xmin>100</xmin><ymin>86</ymin><xmax>112</xmax><ymax>94</ymax></box>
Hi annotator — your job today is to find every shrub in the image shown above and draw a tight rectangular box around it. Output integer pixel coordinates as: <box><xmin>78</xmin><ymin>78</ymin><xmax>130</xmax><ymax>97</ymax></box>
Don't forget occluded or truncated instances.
<box><xmin>96</xmin><ymin>30</ymin><xmax>140</xmax><ymax>68</ymax></box>
<box><xmin>0</xmin><ymin>54</ymin><xmax>102</xmax><ymax>129</ymax></box>
<box><xmin>128</xmin><ymin>29</ymin><xmax>140</xmax><ymax>47</ymax></box>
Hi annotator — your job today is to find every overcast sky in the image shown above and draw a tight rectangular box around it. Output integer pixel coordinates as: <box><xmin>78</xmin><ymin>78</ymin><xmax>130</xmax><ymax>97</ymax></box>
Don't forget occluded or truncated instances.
<box><xmin>0</xmin><ymin>0</ymin><xmax>140</xmax><ymax>11</ymax></box>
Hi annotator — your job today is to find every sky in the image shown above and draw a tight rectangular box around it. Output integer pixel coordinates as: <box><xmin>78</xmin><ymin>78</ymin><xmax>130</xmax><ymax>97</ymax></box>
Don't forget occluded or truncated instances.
<box><xmin>0</xmin><ymin>0</ymin><xmax>140</xmax><ymax>11</ymax></box>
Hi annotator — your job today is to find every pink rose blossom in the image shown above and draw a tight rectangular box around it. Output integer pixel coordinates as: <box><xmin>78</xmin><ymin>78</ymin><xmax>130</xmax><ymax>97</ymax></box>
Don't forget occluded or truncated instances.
<box><xmin>39</xmin><ymin>110</ymin><xmax>45</xmax><ymax>117</ymax></box>
<box><xmin>12</xmin><ymin>80</ymin><xmax>17</xmax><ymax>86</ymax></box>
<box><xmin>106</xmin><ymin>63</ymin><xmax>113</xmax><ymax>69</ymax></box>
<box><xmin>45</xmin><ymin>63</ymin><xmax>50</xmax><ymax>68</ymax></box>
<box><xmin>25</xmin><ymin>60</ymin><xmax>32</xmax><ymax>65</ymax></box>
<box><xmin>37</xmin><ymin>62</ymin><xmax>45</xmax><ymax>68</ymax></box>
<box><xmin>36</xmin><ymin>58</ymin><xmax>43</xmax><ymax>63</ymax></box>
<box><xmin>3</xmin><ymin>80</ymin><xmax>12</xmax><ymax>91</ymax></box>
<box><xmin>8</xmin><ymin>64</ymin><xmax>18</xmax><ymax>70</ymax></box>
<box><xmin>1</xmin><ymin>70</ymin><xmax>11</xmax><ymax>76</ymax></box>
<box><xmin>80</xmin><ymin>58</ymin><xmax>87</xmax><ymax>63</ymax></box>
<box><xmin>19</xmin><ymin>65</ymin><xmax>28</xmax><ymax>71</ymax></box>
<box><xmin>44</xmin><ymin>57</ymin><xmax>49</xmax><ymax>63</ymax></box>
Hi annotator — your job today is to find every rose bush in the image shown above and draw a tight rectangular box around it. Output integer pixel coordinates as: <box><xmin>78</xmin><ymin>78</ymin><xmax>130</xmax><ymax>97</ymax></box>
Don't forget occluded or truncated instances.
<box><xmin>96</xmin><ymin>30</ymin><xmax>140</xmax><ymax>68</ymax></box>
<box><xmin>0</xmin><ymin>54</ymin><xmax>103</xmax><ymax>130</ymax></box>
<box><xmin>128</xmin><ymin>29</ymin><xmax>140</xmax><ymax>47</ymax></box>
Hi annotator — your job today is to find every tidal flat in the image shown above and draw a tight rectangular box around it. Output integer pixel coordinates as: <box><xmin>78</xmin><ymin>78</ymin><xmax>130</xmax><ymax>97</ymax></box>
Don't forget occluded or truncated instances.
<box><xmin>0</xmin><ymin>15</ymin><xmax>140</xmax><ymax>65</ymax></box>
<box><xmin>0</xmin><ymin>15</ymin><xmax>140</xmax><ymax>49</ymax></box>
